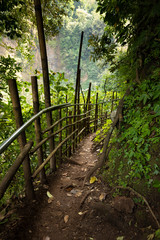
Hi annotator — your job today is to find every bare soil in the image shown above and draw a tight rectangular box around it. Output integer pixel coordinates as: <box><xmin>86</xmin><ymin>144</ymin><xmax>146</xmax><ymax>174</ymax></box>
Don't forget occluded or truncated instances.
<box><xmin>0</xmin><ymin>134</ymin><xmax>157</xmax><ymax>240</ymax></box>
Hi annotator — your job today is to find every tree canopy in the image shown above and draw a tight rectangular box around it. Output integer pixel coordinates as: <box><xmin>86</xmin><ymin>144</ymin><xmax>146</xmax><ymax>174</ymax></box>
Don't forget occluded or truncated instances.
<box><xmin>0</xmin><ymin>0</ymin><xmax>77</xmax><ymax>39</ymax></box>
<box><xmin>89</xmin><ymin>0</ymin><xmax>160</xmax><ymax>86</ymax></box>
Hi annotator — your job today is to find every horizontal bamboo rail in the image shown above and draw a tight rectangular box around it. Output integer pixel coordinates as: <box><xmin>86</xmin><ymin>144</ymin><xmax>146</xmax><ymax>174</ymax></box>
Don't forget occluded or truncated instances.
<box><xmin>32</xmin><ymin>129</ymin><xmax>78</xmax><ymax>178</ymax></box>
<box><xmin>31</xmin><ymin>115</ymin><xmax>90</xmax><ymax>154</ymax></box>
<box><xmin>0</xmin><ymin>141</ymin><xmax>33</xmax><ymax>200</ymax></box>
<box><xmin>0</xmin><ymin>103</ymin><xmax>70</xmax><ymax>154</ymax></box>
<box><xmin>0</xmin><ymin>89</ymin><xmax>115</xmax><ymax>201</ymax></box>
<box><xmin>42</xmin><ymin>109</ymin><xmax>93</xmax><ymax>134</ymax></box>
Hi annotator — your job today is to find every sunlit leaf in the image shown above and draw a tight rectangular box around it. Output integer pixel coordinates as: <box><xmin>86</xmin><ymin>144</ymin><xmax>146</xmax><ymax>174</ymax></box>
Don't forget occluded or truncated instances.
<box><xmin>147</xmin><ymin>233</ymin><xmax>155</xmax><ymax>240</ymax></box>
<box><xmin>117</xmin><ymin>237</ymin><xmax>124</xmax><ymax>240</ymax></box>
<box><xmin>47</xmin><ymin>191</ymin><xmax>54</xmax><ymax>199</ymax></box>
<box><xmin>90</xmin><ymin>176</ymin><xmax>98</xmax><ymax>184</ymax></box>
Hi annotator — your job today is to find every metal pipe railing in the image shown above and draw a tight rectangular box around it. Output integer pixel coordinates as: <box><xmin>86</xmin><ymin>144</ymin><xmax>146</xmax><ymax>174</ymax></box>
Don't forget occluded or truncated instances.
<box><xmin>0</xmin><ymin>100</ymin><xmax>111</xmax><ymax>154</ymax></box>
<box><xmin>0</xmin><ymin>103</ymin><xmax>70</xmax><ymax>154</ymax></box>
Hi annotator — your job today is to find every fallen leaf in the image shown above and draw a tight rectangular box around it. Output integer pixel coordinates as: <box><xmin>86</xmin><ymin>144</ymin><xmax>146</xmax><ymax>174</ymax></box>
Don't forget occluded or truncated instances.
<box><xmin>64</xmin><ymin>215</ymin><xmax>69</xmax><ymax>223</ymax></box>
<box><xmin>43</xmin><ymin>236</ymin><xmax>50</xmax><ymax>240</ymax></box>
<box><xmin>67</xmin><ymin>193</ymin><xmax>72</xmax><ymax>197</ymax></box>
<box><xmin>78</xmin><ymin>212</ymin><xmax>83</xmax><ymax>215</ymax></box>
<box><xmin>62</xmin><ymin>172</ymin><xmax>68</xmax><ymax>176</ymax></box>
<box><xmin>75</xmin><ymin>191</ymin><xmax>82</xmax><ymax>197</ymax></box>
<box><xmin>90</xmin><ymin>176</ymin><xmax>98</xmax><ymax>184</ymax></box>
<box><xmin>117</xmin><ymin>237</ymin><xmax>124</xmax><ymax>240</ymax></box>
<box><xmin>47</xmin><ymin>191</ymin><xmax>54</xmax><ymax>199</ymax></box>
<box><xmin>147</xmin><ymin>234</ymin><xmax>155</xmax><ymax>240</ymax></box>
<box><xmin>99</xmin><ymin>193</ymin><xmax>106</xmax><ymax>201</ymax></box>
<box><xmin>78</xmin><ymin>210</ymin><xmax>88</xmax><ymax>216</ymax></box>
<box><xmin>47</xmin><ymin>191</ymin><xmax>54</xmax><ymax>203</ymax></box>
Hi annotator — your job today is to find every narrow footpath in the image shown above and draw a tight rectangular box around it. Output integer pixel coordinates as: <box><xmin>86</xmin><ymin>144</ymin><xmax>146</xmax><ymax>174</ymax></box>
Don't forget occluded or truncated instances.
<box><xmin>1</xmin><ymin>134</ymin><xmax>154</xmax><ymax>240</ymax></box>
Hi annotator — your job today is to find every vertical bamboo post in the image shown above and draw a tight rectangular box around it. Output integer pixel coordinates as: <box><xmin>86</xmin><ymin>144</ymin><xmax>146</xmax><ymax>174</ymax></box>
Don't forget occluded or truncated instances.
<box><xmin>94</xmin><ymin>93</ymin><xmax>98</xmax><ymax>132</ymax></box>
<box><xmin>83</xmin><ymin>103</ymin><xmax>86</xmax><ymax>137</ymax></box>
<box><xmin>8</xmin><ymin>79</ymin><xmax>35</xmax><ymax>201</ymax></box>
<box><xmin>74</xmin><ymin>31</ymin><xmax>84</xmax><ymax>107</ymax></box>
<box><xmin>59</xmin><ymin>109</ymin><xmax>62</xmax><ymax>163</ymax></box>
<box><xmin>72</xmin><ymin>110</ymin><xmax>75</xmax><ymax>153</ymax></box>
<box><xmin>77</xmin><ymin>69</ymin><xmax>81</xmax><ymax>143</ymax></box>
<box><xmin>69</xmin><ymin>111</ymin><xmax>72</xmax><ymax>156</ymax></box>
<box><xmin>34</xmin><ymin>0</ymin><xmax>55</xmax><ymax>171</ymax></box>
<box><xmin>74</xmin><ymin>32</ymin><xmax>84</xmax><ymax>147</ymax></box>
<box><xmin>86</xmin><ymin>82</ymin><xmax>91</xmax><ymax>134</ymax></box>
<box><xmin>65</xmin><ymin>95</ymin><xmax>68</xmax><ymax>156</ymax></box>
<box><xmin>31</xmin><ymin>76</ymin><xmax>46</xmax><ymax>184</ymax></box>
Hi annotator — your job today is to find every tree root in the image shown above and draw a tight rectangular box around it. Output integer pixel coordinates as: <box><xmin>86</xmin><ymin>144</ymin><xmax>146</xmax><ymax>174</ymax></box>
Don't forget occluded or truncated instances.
<box><xmin>79</xmin><ymin>191</ymin><xmax>91</xmax><ymax>209</ymax></box>
<box><xmin>107</xmin><ymin>186</ymin><xmax>160</xmax><ymax>229</ymax></box>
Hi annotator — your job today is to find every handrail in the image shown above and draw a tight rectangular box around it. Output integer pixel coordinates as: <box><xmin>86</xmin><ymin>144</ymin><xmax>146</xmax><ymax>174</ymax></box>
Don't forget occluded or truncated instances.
<box><xmin>0</xmin><ymin>103</ymin><xmax>70</xmax><ymax>154</ymax></box>
<box><xmin>0</xmin><ymin>96</ymin><xmax>110</xmax><ymax>201</ymax></box>
<box><xmin>30</xmin><ymin>115</ymin><xmax>90</xmax><ymax>154</ymax></box>
<box><xmin>42</xmin><ymin>108</ymin><xmax>94</xmax><ymax>134</ymax></box>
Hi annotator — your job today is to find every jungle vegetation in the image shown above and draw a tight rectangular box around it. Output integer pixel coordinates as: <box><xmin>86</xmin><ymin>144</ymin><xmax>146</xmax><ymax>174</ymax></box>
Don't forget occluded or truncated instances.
<box><xmin>0</xmin><ymin>0</ymin><xmax>160</xmax><ymax>220</ymax></box>
<box><xmin>91</xmin><ymin>0</ymin><xmax>160</xmax><ymax>197</ymax></box>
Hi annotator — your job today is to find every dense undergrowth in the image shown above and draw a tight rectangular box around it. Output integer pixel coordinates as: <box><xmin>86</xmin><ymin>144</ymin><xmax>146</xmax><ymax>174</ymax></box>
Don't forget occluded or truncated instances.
<box><xmin>94</xmin><ymin>79</ymin><xmax>160</xmax><ymax>200</ymax></box>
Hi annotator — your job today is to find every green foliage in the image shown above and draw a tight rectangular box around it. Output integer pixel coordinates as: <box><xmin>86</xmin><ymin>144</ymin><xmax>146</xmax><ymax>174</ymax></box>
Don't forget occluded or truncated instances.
<box><xmin>0</xmin><ymin>0</ymin><xmax>31</xmax><ymax>39</ymax></box>
<box><xmin>0</xmin><ymin>55</ymin><xmax>22</xmax><ymax>90</ymax></box>
<box><xmin>102</xmin><ymin>79</ymin><xmax>160</xmax><ymax>190</ymax></box>
<box><xmin>49</xmin><ymin>71</ymin><xmax>74</xmax><ymax>104</ymax></box>
<box><xmin>155</xmin><ymin>229</ymin><xmax>160</xmax><ymax>239</ymax></box>
<box><xmin>0</xmin><ymin>0</ymin><xmax>77</xmax><ymax>39</ymax></box>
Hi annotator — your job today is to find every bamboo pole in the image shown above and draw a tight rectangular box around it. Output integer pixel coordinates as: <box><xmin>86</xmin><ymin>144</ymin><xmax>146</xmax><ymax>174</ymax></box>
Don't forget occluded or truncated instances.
<box><xmin>68</xmin><ymin>111</ymin><xmax>72</xmax><ymax>156</ymax></box>
<box><xmin>31</xmin><ymin>76</ymin><xmax>46</xmax><ymax>183</ymax></box>
<box><xmin>59</xmin><ymin>108</ymin><xmax>62</xmax><ymax>163</ymax></box>
<box><xmin>8</xmin><ymin>79</ymin><xmax>35</xmax><ymax>200</ymax></box>
<box><xmin>74</xmin><ymin>32</ymin><xmax>84</xmax><ymax>148</ymax></box>
<box><xmin>94</xmin><ymin>93</ymin><xmax>98</xmax><ymax>132</ymax></box>
<box><xmin>34</xmin><ymin>0</ymin><xmax>55</xmax><ymax>171</ymax></box>
<box><xmin>65</xmin><ymin>95</ymin><xmax>68</xmax><ymax>156</ymax></box>
<box><xmin>74</xmin><ymin>31</ymin><xmax>84</xmax><ymax>107</ymax></box>
<box><xmin>0</xmin><ymin>141</ymin><xmax>33</xmax><ymax>200</ymax></box>
<box><xmin>86</xmin><ymin>82</ymin><xmax>91</xmax><ymax>134</ymax></box>
<box><xmin>63</xmin><ymin>127</ymin><xmax>85</xmax><ymax>156</ymax></box>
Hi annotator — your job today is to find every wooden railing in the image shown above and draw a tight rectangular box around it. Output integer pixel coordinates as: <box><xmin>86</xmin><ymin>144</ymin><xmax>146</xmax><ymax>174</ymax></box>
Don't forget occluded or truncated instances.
<box><xmin>0</xmin><ymin>78</ymin><xmax>108</xmax><ymax>202</ymax></box>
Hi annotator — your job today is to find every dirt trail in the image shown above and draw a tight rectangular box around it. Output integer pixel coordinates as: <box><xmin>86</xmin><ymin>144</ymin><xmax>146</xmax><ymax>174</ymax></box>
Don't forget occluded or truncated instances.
<box><xmin>1</xmin><ymin>134</ymin><xmax>155</xmax><ymax>240</ymax></box>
